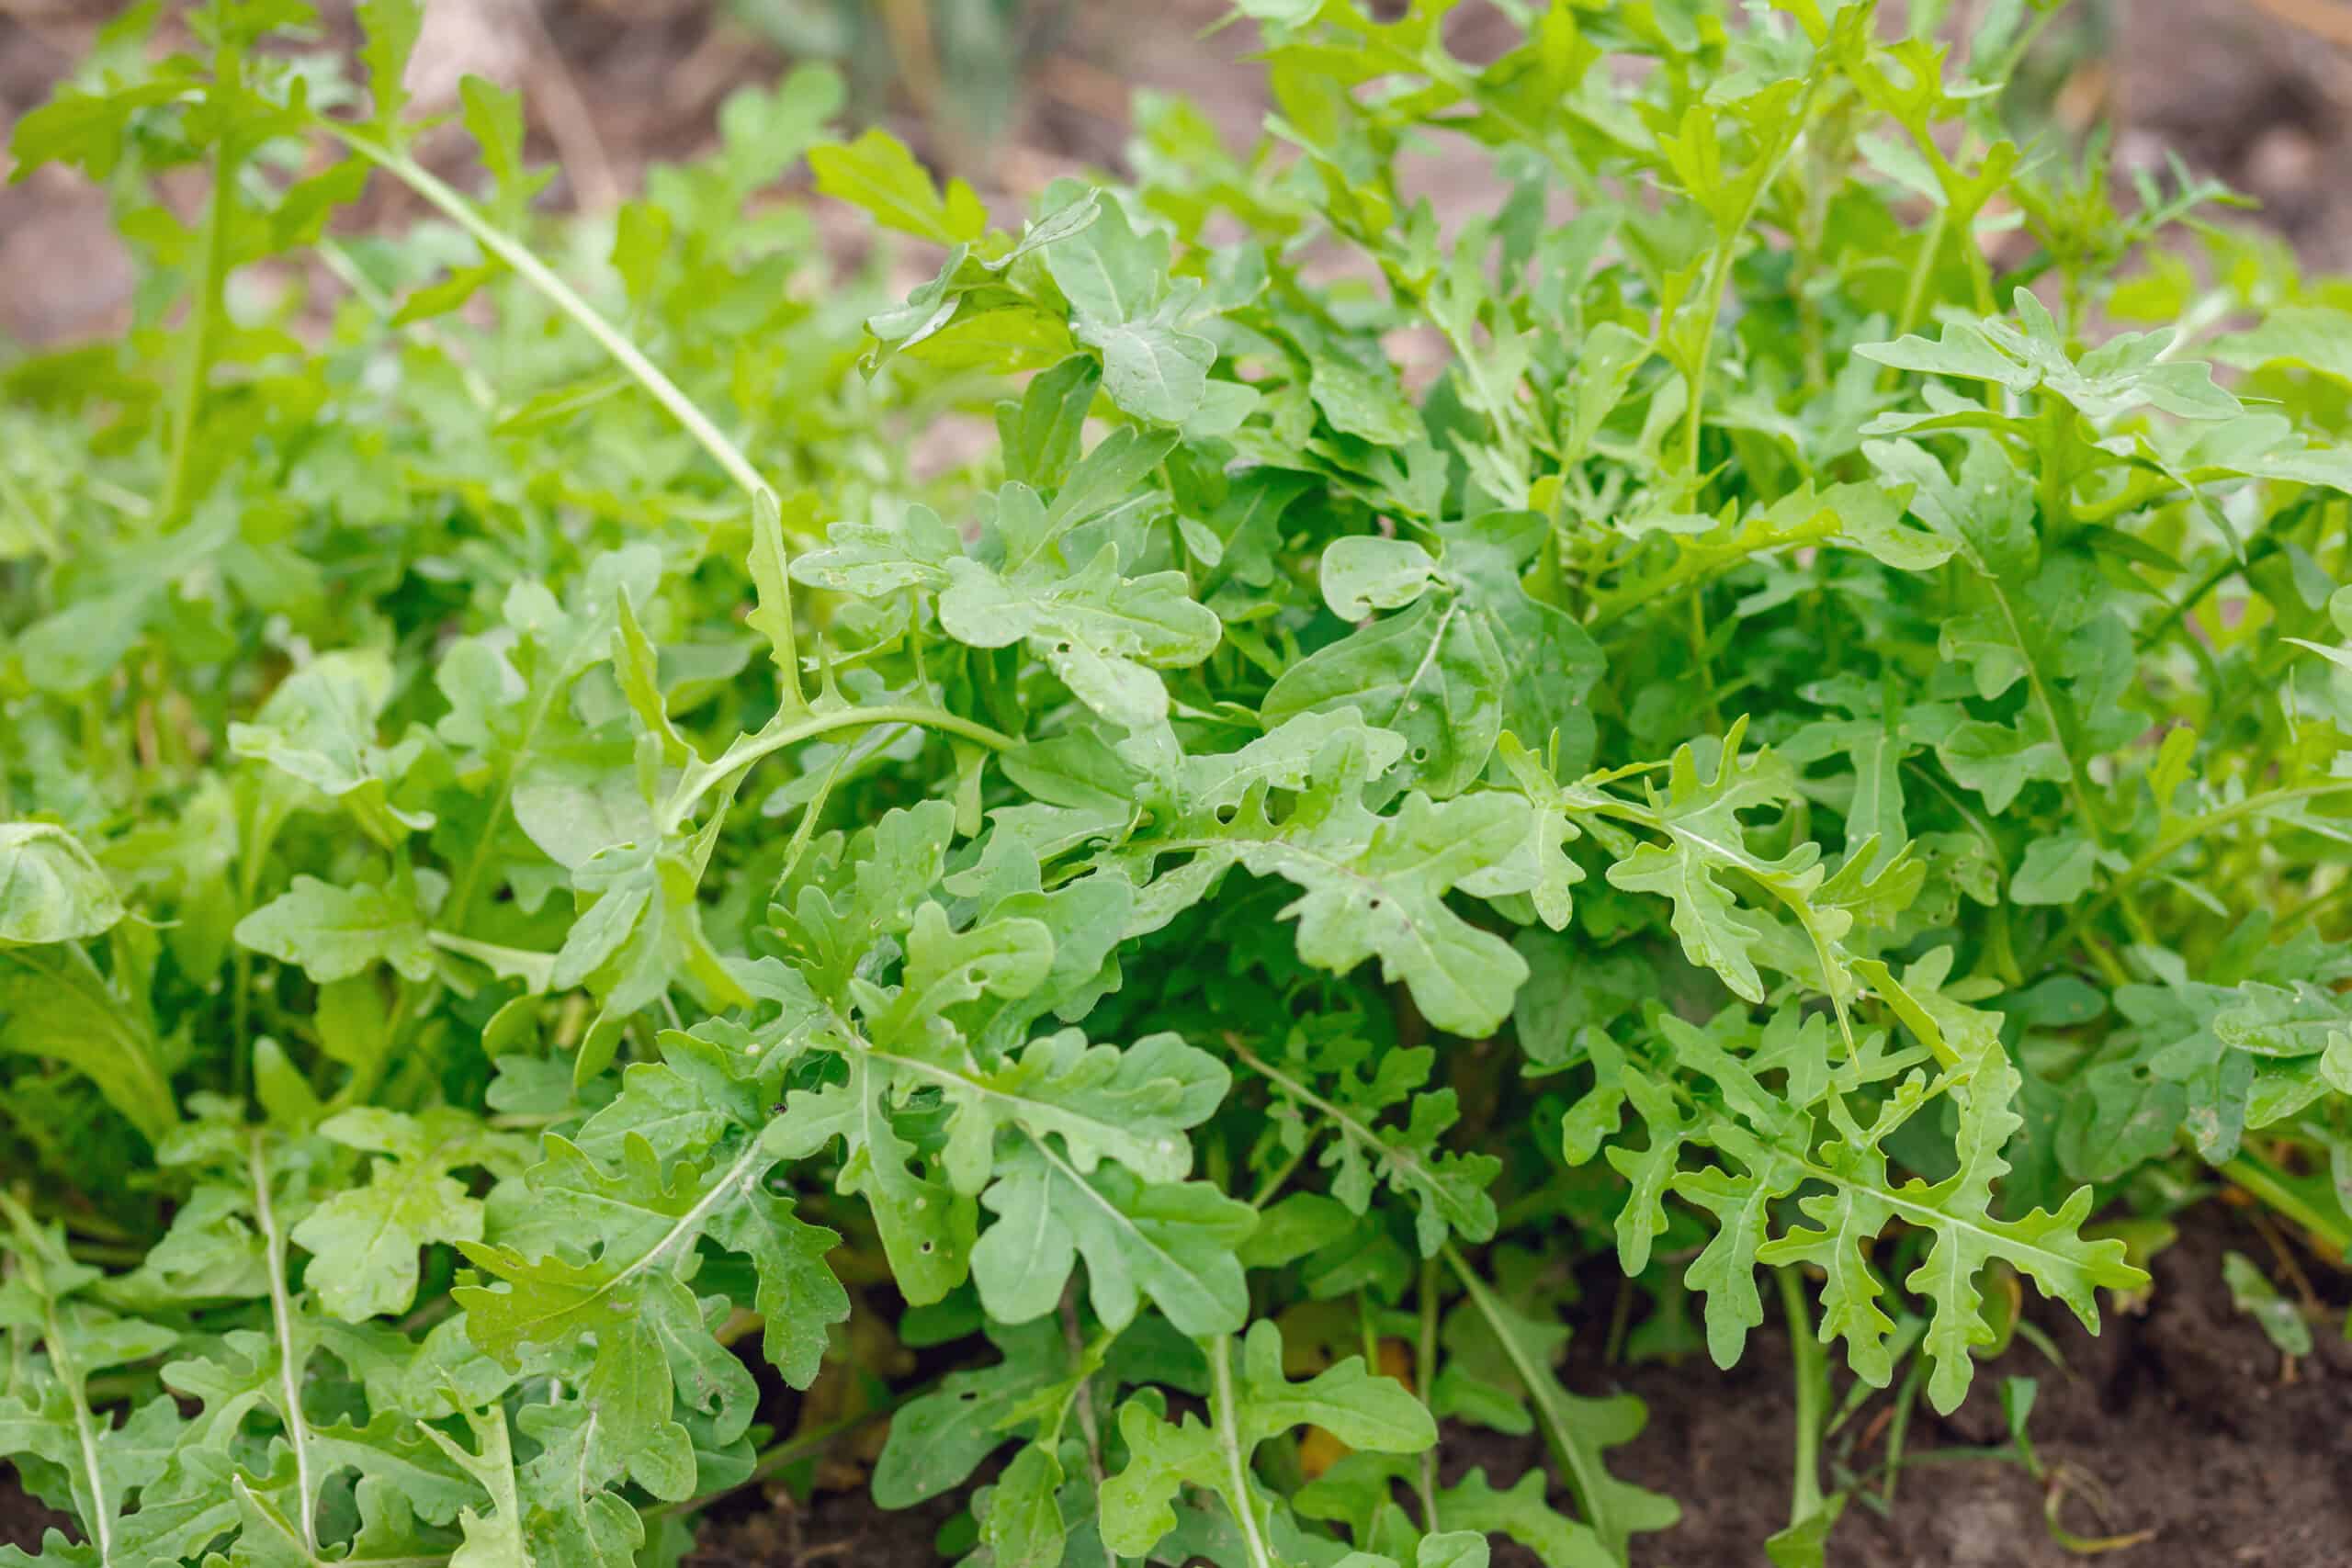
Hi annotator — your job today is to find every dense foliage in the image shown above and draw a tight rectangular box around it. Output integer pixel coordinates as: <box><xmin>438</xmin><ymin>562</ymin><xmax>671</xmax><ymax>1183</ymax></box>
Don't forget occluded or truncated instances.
<box><xmin>6</xmin><ymin>1</ymin><xmax>2352</xmax><ymax>1564</ymax></box>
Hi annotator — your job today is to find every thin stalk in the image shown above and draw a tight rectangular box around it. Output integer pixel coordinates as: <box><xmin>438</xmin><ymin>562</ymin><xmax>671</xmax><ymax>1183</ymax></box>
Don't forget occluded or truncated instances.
<box><xmin>0</xmin><ymin>1195</ymin><xmax>118</xmax><ymax>1565</ymax></box>
<box><xmin>2219</xmin><ymin>1152</ymin><xmax>2352</xmax><ymax>1262</ymax></box>
<box><xmin>660</xmin><ymin>703</ymin><xmax>1016</xmax><ymax>832</ymax></box>
<box><xmin>0</xmin><ymin>463</ymin><xmax>59</xmax><ymax>558</ymax></box>
<box><xmin>229</xmin><ymin>790</ymin><xmax>289</xmax><ymax>1075</ymax></box>
<box><xmin>304</xmin><ymin>217</ymin><xmax>498</xmax><ymax>411</ymax></box>
<box><xmin>1776</xmin><ymin>1267</ymin><xmax>1826</xmax><ymax>1527</ymax></box>
<box><xmin>1983</xmin><ymin>2</ymin><xmax>2067</xmax><ymax>82</ymax></box>
<box><xmin>1600</xmin><ymin>1276</ymin><xmax>1634</xmax><ymax>1366</ymax></box>
<box><xmin>2272</xmin><ymin>874</ymin><xmax>2352</xmax><ymax>937</ymax></box>
<box><xmin>1984</xmin><ymin>574</ymin><xmax>2109</xmax><ymax>849</ymax></box>
<box><xmin>1685</xmin><ymin>583</ymin><xmax>1723</xmax><ymax>732</ymax></box>
<box><xmin>1891</xmin><ymin>207</ymin><xmax>1949</xmax><ymax>351</ymax></box>
<box><xmin>1226</xmin><ymin>1040</ymin><xmax>1457</xmax><ymax>1205</ymax></box>
<box><xmin>320</xmin><ymin>122</ymin><xmax>769</xmax><ymax>505</ymax></box>
<box><xmin>249</xmin><ymin>1134</ymin><xmax>319</xmax><ymax>1556</ymax></box>
<box><xmin>1679</xmin><ymin>102</ymin><xmax>1818</xmax><ymax>479</ymax></box>
<box><xmin>1207</xmin><ymin>1334</ymin><xmax>1279</xmax><ymax>1568</ymax></box>
<box><xmin>1903</xmin><ymin>761</ymin><xmax>2024</xmax><ymax>985</ymax></box>
<box><xmin>1879</xmin><ymin>1357</ymin><xmax>1927</xmax><ymax>1507</ymax></box>
<box><xmin>1416</xmin><ymin>1255</ymin><xmax>1442</xmax><ymax>1533</ymax></box>
<box><xmin>441</xmin><ymin>671</ymin><xmax>569</xmax><ymax>931</ymax></box>
<box><xmin>1347</xmin><ymin>28</ymin><xmax>1595</xmax><ymax>202</ymax></box>
<box><xmin>1062</xmin><ymin>1285</ymin><xmax>1108</xmax><ymax>1490</ymax></box>
<box><xmin>2033</xmin><ymin>781</ymin><xmax>2352</xmax><ymax>973</ymax></box>
<box><xmin>1792</xmin><ymin>172</ymin><xmax>1831</xmax><ymax>394</ymax></box>
<box><xmin>1248</xmin><ymin>1141</ymin><xmax>1310</xmax><ymax>1209</ymax></box>
<box><xmin>2133</xmin><ymin>519</ymin><xmax>2299</xmax><ymax>652</ymax></box>
<box><xmin>2034</xmin><ymin>396</ymin><xmax>2075</xmax><ymax>532</ymax></box>
<box><xmin>1442</xmin><ymin>1246</ymin><xmax>1629</xmax><ymax>1549</ymax></box>
<box><xmin>159</xmin><ymin>92</ymin><xmax>243</xmax><ymax>528</ymax></box>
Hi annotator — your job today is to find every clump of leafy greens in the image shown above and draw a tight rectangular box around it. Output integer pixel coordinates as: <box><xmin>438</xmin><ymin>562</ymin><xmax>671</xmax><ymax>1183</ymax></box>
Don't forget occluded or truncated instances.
<box><xmin>6</xmin><ymin>2</ymin><xmax>2352</xmax><ymax>1565</ymax></box>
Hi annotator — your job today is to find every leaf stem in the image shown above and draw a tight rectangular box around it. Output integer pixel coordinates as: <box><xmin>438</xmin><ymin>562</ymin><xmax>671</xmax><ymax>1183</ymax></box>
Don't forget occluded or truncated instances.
<box><xmin>1775</xmin><ymin>1266</ymin><xmax>1826</xmax><ymax>1526</ymax></box>
<box><xmin>442</xmin><ymin>665</ymin><xmax>571</xmax><ymax>931</ymax></box>
<box><xmin>1062</xmin><ymin>1285</ymin><xmax>1109</xmax><ymax>1488</ymax></box>
<box><xmin>1248</xmin><ymin>1141</ymin><xmax>1309</xmax><ymax>1210</ymax></box>
<box><xmin>1226</xmin><ymin>1038</ymin><xmax>1450</xmax><ymax>1209</ymax></box>
<box><xmin>1891</xmin><ymin>206</ymin><xmax>1949</xmax><ymax>353</ymax></box>
<box><xmin>1442</xmin><ymin>1245</ymin><xmax>1628</xmax><ymax>1551</ymax></box>
<box><xmin>661</xmin><ymin>702</ymin><xmax>1016</xmax><ymax>832</ymax></box>
<box><xmin>159</xmin><ymin>83</ymin><xmax>242</xmax><ymax>528</ymax></box>
<box><xmin>249</xmin><ymin>1133</ymin><xmax>321</xmax><ymax>1558</ymax></box>
<box><xmin>1207</xmin><ymin>1333</ymin><xmax>1280</xmax><ymax>1568</ymax></box>
<box><xmin>1679</xmin><ymin>99</ymin><xmax>1818</xmax><ymax>480</ymax></box>
<box><xmin>2218</xmin><ymin>1151</ymin><xmax>2352</xmax><ymax>1263</ymax></box>
<box><xmin>2032</xmin><ymin>781</ymin><xmax>2352</xmax><ymax>973</ymax></box>
<box><xmin>277</xmin><ymin>171</ymin><xmax>499</xmax><ymax>412</ymax></box>
<box><xmin>1416</xmin><ymin>1254</ymin><xmax>1442</xmax><ymax>1532</ymax></box>
<box><xmin>2132</xmin><ymin>504</ymin><xmax>2305</xmax><ymax>652</ymax></box>
<box><xmin>1984</xmin><ymin>571</ymin><xmax>2108</xmax><ymax>847</ymax></box>
<box><xmin>0</xmin><ymin>1194</ymin><xmax>118</xmax><ymax>1565</ymax></box>
<box><xmin>318</xmin><ymin>121</ymin><xmax>770</xmax><ymax>505</ymax></box>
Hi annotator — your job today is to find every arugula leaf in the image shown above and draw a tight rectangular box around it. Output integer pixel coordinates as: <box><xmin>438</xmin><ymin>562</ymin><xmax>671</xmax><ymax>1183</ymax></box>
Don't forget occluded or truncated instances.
<box><xmin>1101</xmin><ymin>1321</ymin><xmax>1433</xmax><ymax>1559</ymax></box>
<box><xmin>0</xmin><ymin>825</ymin><xmax>124</xmax><ymax>946</ymax></box>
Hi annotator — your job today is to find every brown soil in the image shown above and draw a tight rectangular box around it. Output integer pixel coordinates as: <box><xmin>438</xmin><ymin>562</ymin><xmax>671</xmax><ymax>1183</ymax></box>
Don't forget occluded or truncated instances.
<box><xmin>2111</xmin><ymin>0</ymin><xmax>2352</xmax><ymax>266</ymax></box>
<box><xmin>676</xmin><ymin>1203</ymin><xmax>2352</xmax><ymax>1567</ymax></box>
<box><xmin>5</xmin><ymin>1202</ymin><xmax>2346</xmax><ymax>1564</ymax></box>
<box><xmin>0</xmin><ymin>1471</ymin><xmax>62</xmax><ymax>1556</ymax></box>
<box><xmin>1600</xmin><ymin>1202</ymin><xmax>2352</xmax><ymax>1568</ymax></box>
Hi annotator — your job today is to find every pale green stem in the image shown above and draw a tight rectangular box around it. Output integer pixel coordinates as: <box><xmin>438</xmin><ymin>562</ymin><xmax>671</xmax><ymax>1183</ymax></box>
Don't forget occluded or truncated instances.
<box><xmin>1680</xmin><ymin>100</ymin><xmax>1818</xmax><ymax>479</ymax></box>
<box><xmin>1416</xmin><ymin>1255</ymin><xmax>1442</xmax><ymax>1532</ymax></box>
<box><xmin>2035</xmin><ymin>781</ymin><xmax>2352</xmax><ymax>972</ymax></box>
<box><xmin>250</xmin><ymin>1134</ymin><xmax>320</xmax><ymax>1557</ymax></box>
<box><xmin>2219</xmin><ymin>1152</ymin><xmax>2352</xmax><ymax>1262</ymax></box>
<box><xmin>319</xmin><ymin>123</ymin><xmax>771</xmax><ymax>507</ymax></box>
<box><xmin>0</xmin><ymin>1195</ymin><xmax>117</xmax><ymax>1565</ymax></box>
<box><xmin>159</xmin><ymin>125</ymin><xmax>242</xmax><ymax>527</ymax></box>
<box><xmin>1207</xmin><ymin>1334</ymin><xmax>1279</xmax><ymax>1568</ymax></box>
<box><xmin>1776</xmin><ymin>1267</ymin><xmax>1826</xmax><ymax>1526</ymax></box>
<box><xmin>660</xmin><ymin>703</ymin><xmax>1015</xmax><ymax>833</ymax></box>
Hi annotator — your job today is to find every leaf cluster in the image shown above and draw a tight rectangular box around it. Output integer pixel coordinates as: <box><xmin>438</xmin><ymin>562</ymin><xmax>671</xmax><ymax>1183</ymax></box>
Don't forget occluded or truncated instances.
<box><xmin>6</xmin><ymin>2</ymin><xmax>2352</xmax><ymax>1565</ymax></box>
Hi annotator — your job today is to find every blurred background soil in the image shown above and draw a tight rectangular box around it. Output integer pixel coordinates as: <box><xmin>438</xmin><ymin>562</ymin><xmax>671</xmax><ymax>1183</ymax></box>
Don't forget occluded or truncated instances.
<box><xmin>7</xmin><ymin>0</ymin><xmax>2352</xmax><ymax>347</ymax></box>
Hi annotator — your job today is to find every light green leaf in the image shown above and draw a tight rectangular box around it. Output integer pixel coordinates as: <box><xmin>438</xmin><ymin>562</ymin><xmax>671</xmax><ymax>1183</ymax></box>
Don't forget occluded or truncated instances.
<box><xmin>810</xmin><ymin>130</ymin><xmax>987</xmax><ymax>245</ymax></box>
<box><xmin>289</xmin><ymin>1110</ymin><xmax>498</xmax><ymax>1322</ymax></box>
<box><xmin>234</xmin><ymin>875</ymin><xmax>438</xmax><ymax>984</ymax></box>
<box><xmin>0</xmin><ymin>822</ymin><xmax>123</xmax><ymax>946</ymax></box>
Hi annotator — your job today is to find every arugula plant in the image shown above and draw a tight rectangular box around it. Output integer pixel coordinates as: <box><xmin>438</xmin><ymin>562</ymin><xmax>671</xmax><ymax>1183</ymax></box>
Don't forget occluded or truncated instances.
<box><xmin>6</xmin><ymin>1</ymin><xmax>2352</xmax><ymax>1564</ymax></box>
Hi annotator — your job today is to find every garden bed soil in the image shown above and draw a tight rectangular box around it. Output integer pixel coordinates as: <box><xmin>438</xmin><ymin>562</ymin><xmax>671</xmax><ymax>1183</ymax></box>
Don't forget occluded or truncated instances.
<box><xmin>641</xmin><ymin>1202</ymin><xmax>2352</xmax><ymax>1567</ymax></box>
<box><xmin>5</xmin><ymin>1203</ymin><xmax>2352</xmax><ymax>1561</ymax></box>
<box><xmin>4</xmin><ymin>1201</ymin><xmax>2346</xmax><ymax>1563</ymax></box>
<box><xmin>1601</xmin><ymin>1202</ymin><xmax>2352</xmax><ymax>1568</ymax></box>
